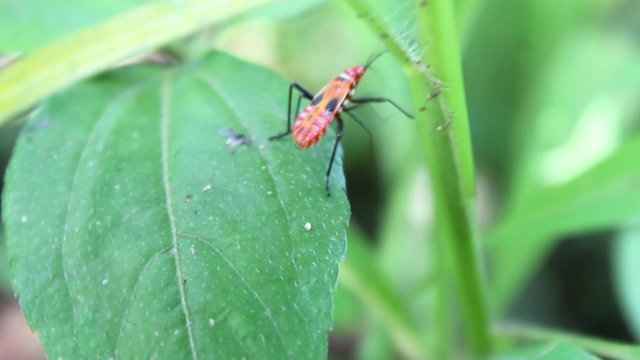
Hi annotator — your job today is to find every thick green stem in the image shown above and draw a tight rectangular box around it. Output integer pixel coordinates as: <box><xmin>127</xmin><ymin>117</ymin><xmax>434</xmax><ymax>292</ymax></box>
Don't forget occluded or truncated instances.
<box><xmin>344</xmin><ymin>0</ymin><xmax>492</xmax><ymax>356</ymax></box>
<box><xmin>412</xmin><ymin>0</ymin><xmax>492</xmax><ymax>356</ymax></box>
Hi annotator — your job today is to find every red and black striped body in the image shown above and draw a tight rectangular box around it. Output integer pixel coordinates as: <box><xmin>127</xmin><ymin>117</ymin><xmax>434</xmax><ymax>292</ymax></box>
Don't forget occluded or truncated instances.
<box><xmin>269</xmin><ymin>52</ymin><xmax>413</xmax><ymax>196</ymax></box>
<box><xmin>292</xmin><ymin>66</ymin><xmax>366</xmax><ymax>148</ymax></box>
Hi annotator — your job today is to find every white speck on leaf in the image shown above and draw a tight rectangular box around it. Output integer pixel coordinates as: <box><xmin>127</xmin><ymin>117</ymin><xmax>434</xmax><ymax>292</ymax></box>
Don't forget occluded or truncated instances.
<box><xmin>102</xmin><ymin>278</ymin><xmax>108</xmax><ymax>285</ymax></box>
<box><xmin>304</xmin><ymin>222</ymin><xmax>312</xmax><ymax>231</ymax></box>
<box><xmin>209</xmin><ymin>318</ymin><xmax>216</xmax><ymax>326</ymax></box>
<box><xmin>202</xmin><ymin>184</ymin><xmax>212</xmax><ymax>192</ymax></box>
<box><xmin>20</xmin><ymin>215</ymin><xmax>27</xmax><ymax>223</ymax></box>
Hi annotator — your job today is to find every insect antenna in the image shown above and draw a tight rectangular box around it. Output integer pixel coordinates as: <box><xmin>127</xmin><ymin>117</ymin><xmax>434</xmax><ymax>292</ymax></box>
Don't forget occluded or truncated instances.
<box><xmin>364</xmin><ymin>50</ymin><xmax>389</xmax><ymax>69</ymax></box>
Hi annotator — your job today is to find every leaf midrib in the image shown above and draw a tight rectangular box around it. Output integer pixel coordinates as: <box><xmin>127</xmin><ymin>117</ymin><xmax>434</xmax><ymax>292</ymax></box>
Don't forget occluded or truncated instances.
<box><xmin>160</xmin><ymin>73</ymin><xmax>198</xmax><ymax>359</ymax></box>
<box><xmin>196</xmin><ymin>72</ymin><xmax>297</xmax><ymax>358</ymax></box>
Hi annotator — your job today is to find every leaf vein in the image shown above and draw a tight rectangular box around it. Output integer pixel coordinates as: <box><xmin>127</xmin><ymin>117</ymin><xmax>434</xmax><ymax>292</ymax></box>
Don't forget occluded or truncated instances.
<box><xmin>114</xmin><ymin>245</ymin><xmax>172</xmax><ymax>358</ymax></box>
<box><xmin>161</xmin><ymin>74</ymin><xmax>198</xmax><ymax>359</ymax></box>
<box><xmin>60</xmin><ymin>83</ymin><xmax>144</xmax><ymax>357</ymax></box>
<box><xmin>197</xmin><ymin>73</ymin><xmax>310</xmax><ymax>346</ymax></box>
<box><xmin>181</xmin><ymin>232</ymin><xmax>289</xmax><ymax>354</ymax></box>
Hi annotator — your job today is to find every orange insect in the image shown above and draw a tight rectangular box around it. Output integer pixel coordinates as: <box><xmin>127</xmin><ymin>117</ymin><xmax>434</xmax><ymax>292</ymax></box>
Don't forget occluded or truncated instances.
<box><xmin>270</xmin><ymin>52</ymin><xmax>413</xmax><ymax>196</ymax></box>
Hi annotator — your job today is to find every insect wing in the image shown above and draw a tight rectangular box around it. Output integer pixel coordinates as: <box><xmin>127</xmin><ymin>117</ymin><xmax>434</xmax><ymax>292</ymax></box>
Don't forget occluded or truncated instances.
<box><xmin>293</xmin><ymin>80</ymin><xmax>350</xmax><ymax>148</ymax></box>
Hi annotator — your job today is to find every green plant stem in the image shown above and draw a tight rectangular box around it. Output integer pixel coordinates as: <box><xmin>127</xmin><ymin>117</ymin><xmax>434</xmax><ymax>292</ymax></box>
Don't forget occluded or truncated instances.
<box><xmin>0</xmin><ymin>0</ymin><xmax>274</xmax><ymax>126</ymax></box>
<box><xmin>345</xmin><ymin>0</ymin><xmax>492</xmax><ymax>357</ymax></box>
<box><xmin>339</xmin><ymin>226</ymin><xmax>425</xmax><ymax>359</ymax></box>
<box><xmin>411</xmin><ymin>0</ymin><xmax>492</xmax><ymax>356</ymax></box>
<box><xmin>498</xmin><ymin>324</ymin><xmax>640</xmax><ymax>360</ymax></box>
<box><xmin>340</xmin><ymin>228</ymin><xmax>426</xmax><ymax>360</ymax></box>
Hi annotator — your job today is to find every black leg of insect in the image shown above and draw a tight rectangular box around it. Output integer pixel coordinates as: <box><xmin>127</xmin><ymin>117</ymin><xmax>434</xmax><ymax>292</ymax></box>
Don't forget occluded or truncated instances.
<box><xmin>269</xmin><ymin>53</ymin><xmax>414</xmax><ymax>197</ymax></box>
<box><xmin>325</xmin><ymin>117</ymin><xmax>344</xmax><ymax>196</ymax></box>
<box><xmin>350</xmin><ymin>97</ymin><xmax>415</xmax><ymax>119</ymax></box>
<box><xmin>341</xmin><ymin>108</ymin><xmax>374</xmax><ymax>154</ymax></box>
<box><xmin>269</xmin><ymin>82</ymin><xmax>314</xmax><ymax>140</ymax></box>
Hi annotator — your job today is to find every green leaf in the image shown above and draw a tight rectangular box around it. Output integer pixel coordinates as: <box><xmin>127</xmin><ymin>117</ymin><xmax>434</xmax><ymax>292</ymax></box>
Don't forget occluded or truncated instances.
<box><xmin>485</xmin><ymin>28</ymin><xmax>640</xmax><ymax>312</ymax></box>
<box><xmin>614</xmin><ymin>227</ymin><xmax>640</xmax><ymax>341</ymax></box>
<box><xmin>495</xmin><ymin>325</ymin><xmax>640</xmax><ymax>360</ymax></box>
<box><xmin>340</xmin><ymin>226</ymin><xmax>425</xmax><ymax>360</ymax></box>
<box><xmin>490</xmin><ymin>343</ymin><xmax>600</xmax><ymax>360</ymax></box>
<box><xmin>487</xmin><ymin>134</ymin><xmax>640</xmax><ymax>311</ymax></box>
<box><xmin>2</xmin><ymin>52</ymin><xmax>350</xmax><ymax>358</ymax></box>
<box><xmin>0</xmin><ymin>228</ymin><xmax>10</xmax><ymax>292</ymax></box>
<box><xmin>0</xmin><ymin>0</ymin><xmax>147</xmax><ymax>51</ymax></box>
<box><xmin>0</xmin><ymin>0</ymin><xmax>277</xmax><ymax>126</ymax></box>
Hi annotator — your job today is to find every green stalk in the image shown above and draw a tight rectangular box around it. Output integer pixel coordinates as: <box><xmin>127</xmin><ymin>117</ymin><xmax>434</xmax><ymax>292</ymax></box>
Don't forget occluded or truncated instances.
<box><xmin>412</xmin><ymin>0</ymin><xmax>492</xmax><ymax>356</ymax></box>
<box><xmin>345</xmin><ymin>0</ymin><xmax>492</xmax><ymax>357</ymax></box>
<box><xmin>0</xmin><ymin>0</ymin><xmax>275</xmax><ymax>126</ymax></box>
<box><xmin>340</xmin><ymin>228</ymin><xmax>426</xmax><ymax>360</ymax></box>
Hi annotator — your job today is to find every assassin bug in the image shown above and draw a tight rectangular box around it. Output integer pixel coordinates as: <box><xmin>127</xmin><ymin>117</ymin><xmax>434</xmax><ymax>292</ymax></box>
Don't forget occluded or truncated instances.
<box><xmin>269</xmin><ymin>51</ymin><xmax>413</xmax><ymax>196</ymax></box>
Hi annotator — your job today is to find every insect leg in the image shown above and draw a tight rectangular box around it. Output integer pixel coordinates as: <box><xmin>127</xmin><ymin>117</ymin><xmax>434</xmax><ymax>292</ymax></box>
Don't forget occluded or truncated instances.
<box><xmin>350</xmin><ymin>97</ymin><xmax>414</xmax><ymax>119</ymax></box>
<box><xmin>325</xmin><ymin>117</ymin><xmax>344</xmax><ymax>197</ymax></box>
<box><xmin>269</xmin><ymin>82</ymin><xmax>314</xmax><ymax>140</ymax></box>
<box><xmin>342</xmin><ymin>110</ymin><xmax>373</xmax><ymax>154</ymax></box>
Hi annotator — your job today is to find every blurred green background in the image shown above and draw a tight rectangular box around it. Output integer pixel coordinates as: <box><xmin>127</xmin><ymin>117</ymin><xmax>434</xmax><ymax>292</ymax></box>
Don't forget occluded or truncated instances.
<box><xmin>2</xmin><ymin>0</ymin><xmax>640</xmax><ymax>358</ymax></box>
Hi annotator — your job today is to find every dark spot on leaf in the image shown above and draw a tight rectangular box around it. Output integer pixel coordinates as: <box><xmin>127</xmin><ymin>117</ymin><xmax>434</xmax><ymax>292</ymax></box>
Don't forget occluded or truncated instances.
<box><xmin>219</xmin><ymin>128</ymin><xmax>253</xmax><ymax>153</ymax></box>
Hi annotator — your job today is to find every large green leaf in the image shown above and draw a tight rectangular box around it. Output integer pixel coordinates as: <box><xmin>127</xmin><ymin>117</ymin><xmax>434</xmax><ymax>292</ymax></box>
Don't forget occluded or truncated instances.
<box><xmin>2</xmin><ymin>52</ymin><xmax>350</xmax><ymax>358</ymax></box>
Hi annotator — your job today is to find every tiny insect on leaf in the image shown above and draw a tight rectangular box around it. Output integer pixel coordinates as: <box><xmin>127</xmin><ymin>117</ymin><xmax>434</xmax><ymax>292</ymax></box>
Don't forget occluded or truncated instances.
<box><xmin>269</xmin><ymin>52</ymin><xmax>413</xmax><ymax>196</ymax></box>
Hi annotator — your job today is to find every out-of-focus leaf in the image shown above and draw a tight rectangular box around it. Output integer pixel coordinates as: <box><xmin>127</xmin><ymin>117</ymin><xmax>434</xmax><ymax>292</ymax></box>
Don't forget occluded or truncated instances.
<box><xmin>0</xmin><ymin>0</ymin><xmax>326</xmax><ymax>52</ymax></box>
<box><xmin>0</xmin><ymin>228</ymin><xmax>10</xmax><ymax>292</ymax></box>
<box><xmin>0</xmin><ymin>0</ymin><xmax>280</xmax><ymax>126</ymax></box>
<box><xmin>2</xmin><ymin>52</ymin><xmax>349</xmax><ymax>358</ymax></box>
<box><xmin>485</xmin><ymin>30</ymin><xmax>640</xmax><ymax>312</ymax></box>
<box><xmin>0</xmin><ymin>0</ymin><xmax>146</xmax><ymax>51</ymax></box>
<box><xmin>490</xmin><ymin>343</ymin><xmax>600</xmax><ymax>360</ymax></box>
<box><xmin>488</xmin><ymin>134</ymin><xmax>640</xmax><ymax>311</ymax></box>
<box><xmin>495</xmin><ymin>325</ymin><xmax>640</xmax><ymax>360</ymax></box>
<box><xmin>339</xmin><ymin>226</ymin><xmax>425</xmax><ymax>360</ymax></box>
<box><xmin>614</xmin><ymin>226</ymin><xmax>640</xmax><ymax>341</ymax></box>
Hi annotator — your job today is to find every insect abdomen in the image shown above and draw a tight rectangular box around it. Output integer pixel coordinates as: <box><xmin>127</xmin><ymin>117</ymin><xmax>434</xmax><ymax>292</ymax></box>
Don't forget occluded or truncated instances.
<box><xmin>293</xmin><ymin>106</ymin><xmax>334</xmax><ymax>148</ymax></box>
